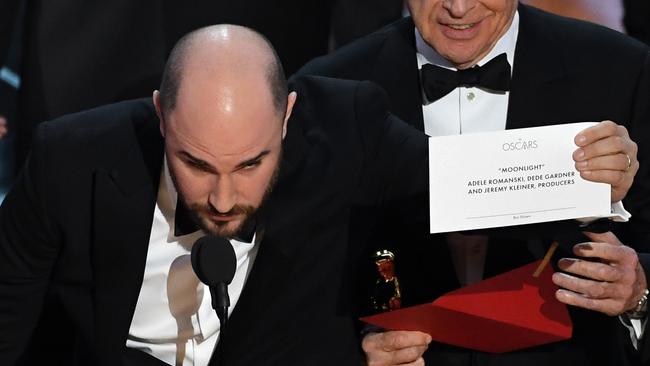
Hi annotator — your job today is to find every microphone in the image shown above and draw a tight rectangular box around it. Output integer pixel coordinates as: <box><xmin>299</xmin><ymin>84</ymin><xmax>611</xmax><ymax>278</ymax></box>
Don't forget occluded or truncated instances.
<box><xmin>191</xmin><ymin>235</ymin><xmax>237</xmax><ymax>328</ymax></box>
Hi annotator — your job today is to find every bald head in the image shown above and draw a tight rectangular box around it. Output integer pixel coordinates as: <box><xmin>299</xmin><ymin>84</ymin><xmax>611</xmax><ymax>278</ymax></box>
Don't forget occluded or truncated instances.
<box><xmin>158</xmin><ymin>24</ymin><xmax>287</xmax><ymax>118</ymax></box>
<box><xmin>155</xmin><ymin>25</ymin><xmax>296</xmax><ymax>238</ymax></box>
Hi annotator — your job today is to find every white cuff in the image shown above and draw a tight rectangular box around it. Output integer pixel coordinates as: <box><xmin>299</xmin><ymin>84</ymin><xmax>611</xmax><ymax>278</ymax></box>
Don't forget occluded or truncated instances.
<box><xmin>578</xmin><ymin>201</ymin><xmax>631</xmax><ymax>223</ymax></box>
<box><xmin>619</xmin><ymin>313</ymin><xmax>647</xmax><ymax>350</ymax></box>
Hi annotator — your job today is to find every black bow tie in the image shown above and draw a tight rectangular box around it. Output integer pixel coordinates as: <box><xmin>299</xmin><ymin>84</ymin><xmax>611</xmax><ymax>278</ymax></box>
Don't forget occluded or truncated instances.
<box><xmin>174</xmin><ymin>199</ymin><xmax>199</xmax><ymax>237</ymax></box>
<box><xmin>420</xmin><ymin>53</ymin><xmax>511</xmax><ymax>103</ymax></box>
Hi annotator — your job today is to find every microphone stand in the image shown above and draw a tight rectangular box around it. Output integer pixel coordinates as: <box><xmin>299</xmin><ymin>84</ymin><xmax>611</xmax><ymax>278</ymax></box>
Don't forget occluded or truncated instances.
<box><xmin>207</xmin><ymin>284</ymin><xmax>229</xmax><ymax>366</ymax></box>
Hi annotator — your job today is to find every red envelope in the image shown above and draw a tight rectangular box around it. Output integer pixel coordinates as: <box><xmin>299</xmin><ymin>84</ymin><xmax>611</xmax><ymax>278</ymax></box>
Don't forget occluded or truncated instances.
<box><xmin>360</xmin><ymin>260</ymin><xmax>572</xmax><ymax>353</ymax></box>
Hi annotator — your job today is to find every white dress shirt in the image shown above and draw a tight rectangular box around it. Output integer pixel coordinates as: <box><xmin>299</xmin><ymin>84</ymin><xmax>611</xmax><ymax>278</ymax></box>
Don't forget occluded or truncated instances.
<box><xmin>126</xmin><ymin>158</ymin><xmax>260</xmax><ymax>365</ymax></box>
<box><xmin>414</xmin><ymin>11</ymin><xmax>644</xmax><ymax>341</ymax></box>
<box><xmin>416</xmin><ymin>13</ymin><xmax>519</xmax><ymax>287</ymax></box>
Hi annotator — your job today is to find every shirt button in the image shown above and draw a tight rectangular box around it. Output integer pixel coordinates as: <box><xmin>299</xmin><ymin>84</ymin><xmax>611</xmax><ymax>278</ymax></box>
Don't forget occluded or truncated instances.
<box><xmin>467</xmin><ymin>92</ymin><xmax>476</xmax><ymax>101</ymax></box>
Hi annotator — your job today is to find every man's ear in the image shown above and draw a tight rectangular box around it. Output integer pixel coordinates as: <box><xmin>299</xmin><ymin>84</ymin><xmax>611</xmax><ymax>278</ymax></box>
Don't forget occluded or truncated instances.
<box><xmin>282</xmin><ymin>91</ymin><xmax>297</xmax><ymax>139</ymax></box>
<box><xmin>153</xmin><ymin>90</ymin><xmax>165</xmax><ymax>137</ymax></box>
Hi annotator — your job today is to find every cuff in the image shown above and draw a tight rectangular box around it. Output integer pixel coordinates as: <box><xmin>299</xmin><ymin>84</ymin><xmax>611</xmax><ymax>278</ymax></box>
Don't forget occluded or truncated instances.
<box><xmin>620</xmin><ymin>312</ymin><xmax>648</xmax><ymax>350</ymax></box>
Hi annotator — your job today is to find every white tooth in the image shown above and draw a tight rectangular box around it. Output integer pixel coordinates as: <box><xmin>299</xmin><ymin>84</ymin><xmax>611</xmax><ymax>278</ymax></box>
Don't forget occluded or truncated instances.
<box><xmin>449</xmin><ymin>24</ymin><xmax>474</xmax><ymax>30</ymax></box>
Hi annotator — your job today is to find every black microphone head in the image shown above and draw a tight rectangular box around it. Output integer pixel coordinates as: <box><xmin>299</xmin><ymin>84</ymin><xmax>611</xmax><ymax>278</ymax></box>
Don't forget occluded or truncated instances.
<box><xmin>191</xmin><ymin>235</ymin><xmax>237</xmax><ymax>287</ymax></box>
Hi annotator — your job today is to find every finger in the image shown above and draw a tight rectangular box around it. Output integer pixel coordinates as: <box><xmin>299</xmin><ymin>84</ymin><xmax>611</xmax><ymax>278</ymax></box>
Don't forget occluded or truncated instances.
<box><xmin>574</xmin><ymin>121</ymin><xmax>619</xmax><ymax>147</ymax></box>
<box><xmin>575</xmin><ymin>153</ymin><xmax>635</xmax><ymax>173</ymax></box>
<box><xmin>364</xmin><ymin>332</ymin><xmax>429</xmax><ymax>366</ymax></box>
<box><xmin>399</xmin><ymin>357</ymin><xmax>425</xmax><ymax>366</ymax></box>
<box><xmin>573</xmin><ymin>134</ymin><xmax>635</xmax><ymax>163</ymax></box>
<box><xmin>574</xmin><ymin>120</ymin><xmax>629</xmax><ymax>146</ymax></box>
<box><xmin>582</xmin><ymin>231</ymin><xmax>623</xmax><ymax>246</ymax></box>
<box><xmin>572</xmin><ymin>243</ymin><xmax>637</xmax><ymax>266</ymax></box>
<box><xmin>557</xmin><ymin>258</ymin><xmax>622</xmax><ymax>282</ymax></box>
<box><xmin>367</xmin><ymin>331</ymin><xmax>431</xmax><ymax>352</ymax></box>
<box><xmin>574</xmin><ymin>121</ymin><xmax>632</xmax><ymax>147</ymax></box>
<box><xmin>577</xmin><ymin>169</ymin><xmax>631</xmax><ymax>192</ymax></box>
<box><xmin>555</xmin><ymin>289</ymin><xmax>627</xmax><ymax>316</ymax></box>
<box><xmin>386</xmin><ymin>346</ymin><xmax>429</xmax><ymax>364</ymax></box>
<box><xmin>579</xmin><ymin>166</ymin><xmax>637</xmax><ymax>204</ymax></box>
<box><xmin>552</xmin><ymin>272</ymin><xmax>616</xmax><ymax>299</ymax></box>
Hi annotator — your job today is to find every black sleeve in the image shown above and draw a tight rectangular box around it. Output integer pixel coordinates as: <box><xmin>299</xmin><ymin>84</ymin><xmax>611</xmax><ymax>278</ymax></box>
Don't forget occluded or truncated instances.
<box><xmin>619</xmin><ymin>51</ymin><xmax>650</xmax><ymax>252</ymax></box>
<box><xmin>621</xmin><ymin>50</ymin><xmax>650</xmax><ymax>362</ymax></box>
<box><xmin>0</xmin><ymin>122</ymin><xmax>62</xmax><ymax>365</ymax></box>
<box><xmin>352</xmin><ymin>80</ymin><xmax>429</xmax><ymax>207</ymax></box>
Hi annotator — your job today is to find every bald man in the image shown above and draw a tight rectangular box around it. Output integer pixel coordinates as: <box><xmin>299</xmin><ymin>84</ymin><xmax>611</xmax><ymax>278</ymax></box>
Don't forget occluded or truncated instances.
<box><xmin>0</xmin><ymin>25</ymin><xmax>430</xmax><ymax>366</ymax></box>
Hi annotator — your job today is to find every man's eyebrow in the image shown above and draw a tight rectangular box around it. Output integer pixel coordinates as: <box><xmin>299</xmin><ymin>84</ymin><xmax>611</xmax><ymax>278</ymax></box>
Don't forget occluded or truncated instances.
<box><xmin>235</xmin><ymin>150</ymin><xmax>271</xmax><ymax>169</ymax></box>
<box><xmin>178</xmin><ymin>151</ymin><xmax>218</xmax><ymax>173</ymax></box>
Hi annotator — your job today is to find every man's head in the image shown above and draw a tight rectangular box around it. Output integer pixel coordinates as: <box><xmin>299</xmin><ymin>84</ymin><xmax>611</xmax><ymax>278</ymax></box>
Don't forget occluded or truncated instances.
<box><xmin>407</xmin><ymin>0</ymin><xmax>518</xmax><ymax>69</ymax></box>
<box><xmin>153</xmin><ymin>25</ymin><xmax>297</xmax><ymax>238</ymax></box>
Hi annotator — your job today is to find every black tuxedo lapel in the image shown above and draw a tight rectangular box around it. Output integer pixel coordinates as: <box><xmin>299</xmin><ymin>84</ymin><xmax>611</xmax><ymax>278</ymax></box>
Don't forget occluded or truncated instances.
<box><xmin>506</xmin><ymin>5</ymin><xmax>569</xmax><ymax>129</ymax></box>
<box><xmin>91</xmin><ymin>114</ymin><xmax>164</xmax><ymax>365</ymax></box>
<box><xmin>371</xmin><ymin>17</ymin><xmax>425</xmax><ymax>130</ymax></box>
<box><xmin>213</xmin><ymin>233</ymin><xmax>293</xmax><ymax>364</ymax></box>
<box><xmin>211</xmin><ymin>116</ymin><xmax>312</xmax><ymax>364</ymax></box>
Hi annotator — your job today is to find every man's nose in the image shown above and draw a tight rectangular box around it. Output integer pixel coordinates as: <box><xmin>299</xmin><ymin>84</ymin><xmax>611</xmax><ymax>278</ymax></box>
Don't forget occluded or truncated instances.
<box><xmin>209</xmin><ymin>175</ymin><xmax>237</xmax><ymax>214</ymax></box>
<box><xmin>443</xmin><ymin>0</ymin><xmax>476</xmax><ymax>18</ymax></box>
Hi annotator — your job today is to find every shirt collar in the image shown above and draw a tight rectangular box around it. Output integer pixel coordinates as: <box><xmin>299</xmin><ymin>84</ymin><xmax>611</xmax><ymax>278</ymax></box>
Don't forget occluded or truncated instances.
<box><xmin>415</xmin><ymin>10</ymin><xmax>519</xmax><ymax>72</ymax></box>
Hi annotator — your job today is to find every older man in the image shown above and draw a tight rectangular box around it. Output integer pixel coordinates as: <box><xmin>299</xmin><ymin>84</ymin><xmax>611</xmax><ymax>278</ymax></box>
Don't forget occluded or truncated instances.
<box><xmin>299</xmin><ymin>0</ymin><xmax>650</xmax><ymax>365</ymax></box>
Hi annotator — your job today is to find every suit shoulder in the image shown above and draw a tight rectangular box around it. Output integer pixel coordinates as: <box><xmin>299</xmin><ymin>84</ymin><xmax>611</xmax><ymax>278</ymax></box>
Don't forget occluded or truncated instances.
<box><xmin>40</xmin><ymin>98</ymin><xmax>156</xmax><ymax>142</ymax></box>
<box><xmin>287</xmin><ymin>76</ymin><xmax>392</xmax><ymax>154</ymax></box>
<box><xmin>297</xmin><ymin>17</ymin><xmax>413</xmax><ymax>79</ymax></box>
<box><xmin>31</xmin><ymin>98</ymin><xmax>160</xmax><ymax>170</ymax></box>
<box><xmin>288</xmin><ymin>76</ymin><xmax>388</xmax><ymax>112</ymax></box>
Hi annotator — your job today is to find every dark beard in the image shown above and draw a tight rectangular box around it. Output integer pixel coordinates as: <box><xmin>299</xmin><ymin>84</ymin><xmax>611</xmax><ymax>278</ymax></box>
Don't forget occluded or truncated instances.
<box><xmin>170</xmin><ymin>151</ymin><xmax>281</xmax><ymax>239</ymax></box>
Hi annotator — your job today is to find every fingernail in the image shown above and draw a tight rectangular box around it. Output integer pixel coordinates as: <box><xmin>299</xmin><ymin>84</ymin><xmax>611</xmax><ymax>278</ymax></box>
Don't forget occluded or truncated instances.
<box><xmin>576</xmin><ymin>161</ymin><xmax>588</xmax><ymax>169</ymax></box>
<box><xmin>558</xmin><ymin>258</ymin><xmax>577</xmax><ymax>266</ymax></box>
<box><xmin>576</xmin><ymin>135</ymin><xmax>587</xmax><ymax>145</ymax></box>
<box><xmin>575</xmin><ymin>149</ymin><xmax>585</xmax><ymax>159</ymax></box>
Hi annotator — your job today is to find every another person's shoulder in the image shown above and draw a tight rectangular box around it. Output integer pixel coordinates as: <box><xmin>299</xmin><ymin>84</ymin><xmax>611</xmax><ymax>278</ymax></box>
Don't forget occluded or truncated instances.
<box><xmin>288</xmin><ymin>75</ymin><xmax>389</xmax><ymax>112</ymax></box>
<box><xmin>296</xmin><ymin>17</ymin><xmax>415</xmax><ymax>79</ymax></box>
<box><xmin>286</xmin><ymin>76</ymin><xmax>392</xmax><ymax>142</ymax></box>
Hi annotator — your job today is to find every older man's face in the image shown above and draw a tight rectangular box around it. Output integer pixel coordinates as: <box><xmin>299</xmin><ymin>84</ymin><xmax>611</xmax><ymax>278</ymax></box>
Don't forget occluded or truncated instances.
<box><xmin>408</xmin><ymin>0</ymin><xmax>517</xmax><ymax>68</ymax></box>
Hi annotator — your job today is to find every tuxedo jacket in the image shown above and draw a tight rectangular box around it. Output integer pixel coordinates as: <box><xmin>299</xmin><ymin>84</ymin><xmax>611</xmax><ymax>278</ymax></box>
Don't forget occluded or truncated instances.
<box><xmin>298</xmin><ymin>5</ymin><xmax>650</xmax><ymax>366</ymax></box>
<box><xmin>0</xmin><ymin>76</ymin><xmax>428</xmax><ymax>365</ymax></box>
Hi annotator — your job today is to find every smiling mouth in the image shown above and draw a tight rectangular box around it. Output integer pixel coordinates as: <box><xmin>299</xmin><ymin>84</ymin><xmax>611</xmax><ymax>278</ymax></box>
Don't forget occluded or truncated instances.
<box><xmin>445</xmin><ymin>23</ymin><xmax>476</xmax><ymax>30</ymax></box>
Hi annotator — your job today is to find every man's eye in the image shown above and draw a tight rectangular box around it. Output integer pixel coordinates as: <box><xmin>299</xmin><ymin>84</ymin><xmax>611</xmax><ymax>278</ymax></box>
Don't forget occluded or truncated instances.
<box><xmin>243</xmin><ymin>161</ymin><xmax>261</xmax><ymax>169</ymax></box>
<box><xmin>185</xmin><ymin>159</ymin><xmax>209</xmax><ymax>171</ymax></box>
<box><xmin>186</xmin><ymin>160</ymin><xmax>202</xmax><ymax>168</ymax></box>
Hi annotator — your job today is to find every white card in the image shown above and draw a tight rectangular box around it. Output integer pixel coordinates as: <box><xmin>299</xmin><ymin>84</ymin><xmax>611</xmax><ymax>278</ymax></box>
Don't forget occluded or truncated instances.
<box><xmin>428</xmin><ymin>122</ymin><xmax>614</xmax><ymax>233</ymax></box>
